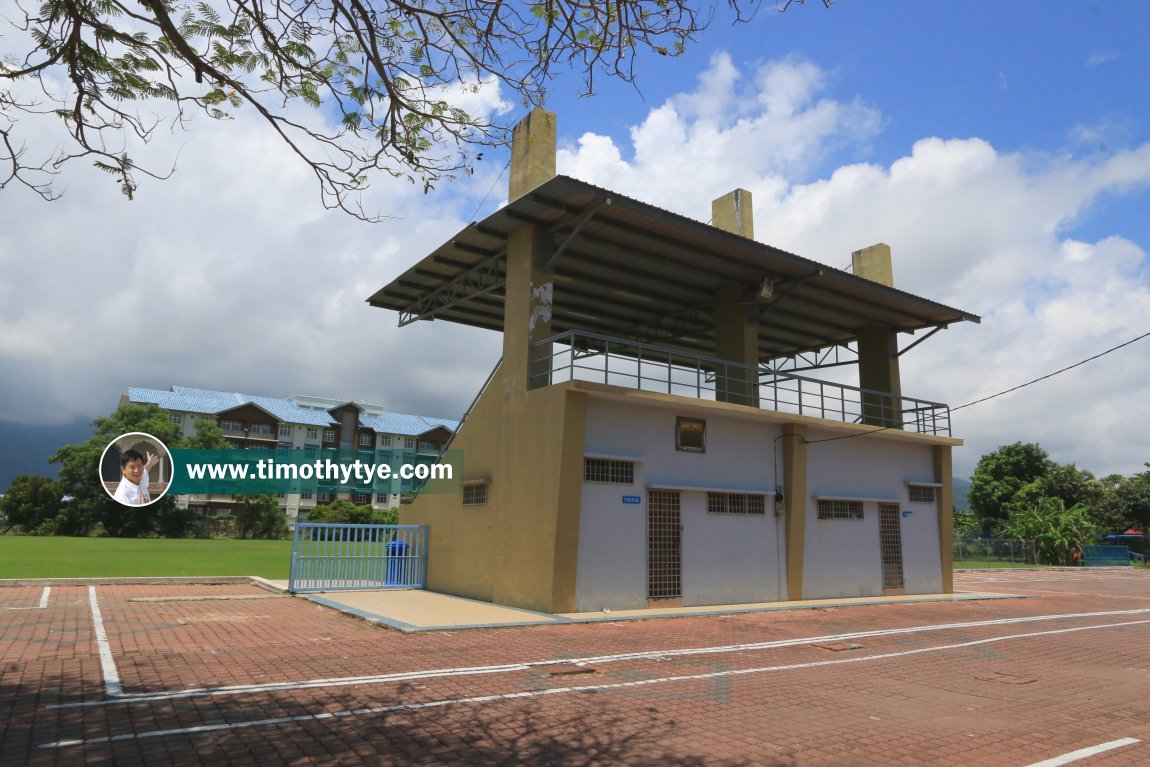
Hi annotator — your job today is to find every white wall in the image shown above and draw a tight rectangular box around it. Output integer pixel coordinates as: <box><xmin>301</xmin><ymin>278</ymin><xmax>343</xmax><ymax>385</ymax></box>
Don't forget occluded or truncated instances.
<box><xmin>680</xmin><ymin>490</ymin><xmax>783</xmax><ymax>606</ymax></box>
<box><xmin>575</xmin><ymin>396</ymin><xmax>785</xmax><ymax>611</ymax></box>
<box><xmin>803</xmin><ymin>429</ymin><xmax>941</xmax><ymax>598</ymax></box>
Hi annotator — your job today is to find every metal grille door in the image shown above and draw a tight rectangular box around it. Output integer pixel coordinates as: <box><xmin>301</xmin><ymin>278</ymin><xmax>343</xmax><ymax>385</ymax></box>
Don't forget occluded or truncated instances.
<box><xmin>648</xmin><ymin>490</ymin><xmax>682</xmax><ymax>601</ymax></box>
<box><xmin>878</xmin><ymin>504</ymin><xmax>905</xmax><ymax>590</ymax></box>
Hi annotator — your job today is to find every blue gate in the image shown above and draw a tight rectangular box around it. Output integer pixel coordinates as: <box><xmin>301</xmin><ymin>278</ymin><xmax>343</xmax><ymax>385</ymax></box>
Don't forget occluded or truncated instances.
<box><xmin>289</xmin><ymin>523</ymin><xmax>428</xmax><ymax>592</ymax></box>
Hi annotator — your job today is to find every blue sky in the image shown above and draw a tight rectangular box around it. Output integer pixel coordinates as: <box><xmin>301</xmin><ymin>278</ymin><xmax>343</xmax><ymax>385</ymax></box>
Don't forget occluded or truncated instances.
<box><xmin>1</xmin><ymin>0</ymin><xmax>1149</xmax><ymax>489</ymax></box>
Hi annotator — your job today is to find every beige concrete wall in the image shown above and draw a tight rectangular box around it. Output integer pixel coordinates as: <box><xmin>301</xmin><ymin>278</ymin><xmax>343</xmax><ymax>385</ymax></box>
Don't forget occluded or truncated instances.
<box><xmin>401</xmin><ymin>376</ymin><xmax>586</xmax><ymax>613</ymax></box>
<box><xmin>934</xmin><ymin>445</ymin><xmax>955</xmax><ymax>594</ymax></box>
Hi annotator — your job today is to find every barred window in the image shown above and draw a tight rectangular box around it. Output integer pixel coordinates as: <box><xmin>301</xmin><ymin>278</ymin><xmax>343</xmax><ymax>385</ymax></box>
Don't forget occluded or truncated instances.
<box><xmin>908</xmin><ymin>486</ymin><xmax>936</xmax><ymax>503</ymax></box>
<box><xmin>306</xmin><ymin>428</ymin><xmax>319</xmax><ymax>439</ymax></box>
<box><xmin>584</xmin><ymin>458</ymin><xmax>635</xmax><ymax>484</ymax></box>
<box><xmin>380</xmin><ymin>435</ymin><xmax>393</xmax><ymax>447</ymax></box>
<box><xmin>169</xmin><ymin>413</ymin><xmax>183</xmax><ymax>425</ymax></box>
<box><xmin>375</xmin><ymin>493</ymin><xmax>388</xmax><ymax>503</ymax></box>
<box><xmin>359</xmin><ymin>432</ymin><xmax>374</xmax><ymax>446</ymax></box>
<box><xmin>817</xmin><ymin>499</ymin><xmax>864</xmax><ymax>520</ymax></box>
<box><xmin>322</xmin><ymin>429</ymin><xmax>336</xmax><ymax>443</ymax></box>
<box><xmin>707</xmin><ymin>492</ymin><xmax>766</xmax><ymax>515</ymax></box>
<box><xmin>352</xmin><ymin>492</ymin><xmax>371</xmax><ymax>504</ymax></box>
<box><xmin>463</xmin><ymin>483</ymin><xmax>489</xmax><ymax>506</ymax></box>
<box><xmin>279</xmin><ymin>424</ymin><xmax>293</xmax><ymax>438</ymax></box>
<box><xmin>220</xmin><ymin>419</ymin><xmax>243</xmax><ymax>431</ymax></box>
<box><xmin>250</xmin><ymin>423</ymin><xmax>273</xmax><ymax>434</ymax></box>
<box><xmin>299</xmin><ymin>491</ymin><xmax>313</xmax><ymax>500</ymax></box>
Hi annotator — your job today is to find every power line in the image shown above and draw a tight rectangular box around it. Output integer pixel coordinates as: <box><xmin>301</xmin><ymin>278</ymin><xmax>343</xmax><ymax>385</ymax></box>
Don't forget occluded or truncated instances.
<box><xmin>951</xmin><ymin>330</ymin><xmax>1150</xmax><ymax>412</ymax></box>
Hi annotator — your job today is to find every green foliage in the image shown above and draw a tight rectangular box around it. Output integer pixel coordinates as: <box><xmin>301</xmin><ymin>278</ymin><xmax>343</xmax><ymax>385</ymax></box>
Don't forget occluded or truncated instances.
<box><xmin>997</xmin><ymin>498</ymin><xmax>1101</xmax><ymax>566</ymax></box>
<box><xmin>952</xmin><ymin>510</ymin><xmax>981</xmax><ymax>537</ymax></box>
<box><xmin>1095</xmin><ymin>468</ymin><xmax>1150</xmax><ymax>533</ymax></box>
<box><xmin>968</xmin><ymin>442</ymin><xmax>1054</xmax><ymax>525</ymax></box>
<box><xmin>0</xmin><ymin>474</ymin><xmax>62</xmax><ymax>533</ymax></box>
<box><xmin>231</xmin><ymin>495</ymin><xmax>288</xmax><ymax>539</ymax></box>
<box><xmin>183</xmin><ymin>418</ymin><xmax>231</xmax><ymax>449</ymax></box>
<box><xmin>307</xmin><ymin>499</ymin><xmax>396</xmax><ymax>526</ymax></box>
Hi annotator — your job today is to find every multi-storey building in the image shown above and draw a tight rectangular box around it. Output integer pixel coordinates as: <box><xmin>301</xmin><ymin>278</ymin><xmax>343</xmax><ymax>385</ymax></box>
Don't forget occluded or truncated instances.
<box><xmin>123</xmin><ymin>386</ymin><xmax>457</xmax><ymax>522</ymax></box>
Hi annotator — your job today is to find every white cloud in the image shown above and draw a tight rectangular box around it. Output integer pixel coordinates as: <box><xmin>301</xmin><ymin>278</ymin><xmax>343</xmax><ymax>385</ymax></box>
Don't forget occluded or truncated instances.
<box><xmin>557</xmin><ymin>52</ymin><xmax>881</xmax><ymax>217</ymax></box>
<box><xmin>1087</xmin><ymin>51</ymin><xmax>1121</xmax><ymax>67</ymax></box>
<box><xmin>0</xmin><ymin>81</ymin><xmax>506</xmax><ymax>427</ymax></box>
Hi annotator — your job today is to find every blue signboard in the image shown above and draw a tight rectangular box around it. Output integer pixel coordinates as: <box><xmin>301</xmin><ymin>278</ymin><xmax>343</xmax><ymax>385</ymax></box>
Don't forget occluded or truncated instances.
<box><xmin>622</xmin><ymin>495</ymin><xmax>642</xmax><ymax>505</ymax></box>
<box><xmin>901</xmin><ymin>510</ymin><xmax>913</xmax><ymax>518</ymax></box>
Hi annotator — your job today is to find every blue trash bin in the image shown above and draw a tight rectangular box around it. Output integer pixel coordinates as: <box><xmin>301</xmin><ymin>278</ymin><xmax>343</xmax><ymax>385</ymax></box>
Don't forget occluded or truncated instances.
<box><xmin>385</xmin><ymin>540</ymin><xmax>407</xmax><ymax>586</ymax></box>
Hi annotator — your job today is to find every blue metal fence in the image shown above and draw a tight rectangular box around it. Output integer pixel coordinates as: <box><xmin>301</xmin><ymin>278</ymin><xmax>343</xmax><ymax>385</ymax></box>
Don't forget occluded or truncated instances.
<box><xmin>288</xmin><ymin>523</ymin><xmax>428</xmax><ymax>592</ymax></box>
<box><xmin>1082</xmin><ymin>545</ymin><xmax>1130</xmax><ymax>567</ymax></box>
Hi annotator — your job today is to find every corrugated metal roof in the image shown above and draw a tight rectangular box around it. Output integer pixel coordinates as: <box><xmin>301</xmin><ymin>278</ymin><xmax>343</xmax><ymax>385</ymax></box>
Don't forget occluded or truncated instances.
<box><xmin>127</xmin><ymin>387</ymin><xmax>458</xmax><ymax>435</ymax></box>
<box><xmin>367</xmin><ymin>175</ymin><xmax>980</xmax><ymax>362</ymax></box>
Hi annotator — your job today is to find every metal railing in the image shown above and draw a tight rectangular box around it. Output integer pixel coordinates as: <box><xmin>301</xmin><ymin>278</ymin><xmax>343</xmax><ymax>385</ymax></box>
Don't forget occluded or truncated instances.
<box><xmin>288</xmin><ymin>523</ymin><xmax>428</xmax><ymax>592</ymax></box>
<box><xmin>529</xmin><ymin>330</ymin><xmax>951</xmax><ymax>436</ymax></box>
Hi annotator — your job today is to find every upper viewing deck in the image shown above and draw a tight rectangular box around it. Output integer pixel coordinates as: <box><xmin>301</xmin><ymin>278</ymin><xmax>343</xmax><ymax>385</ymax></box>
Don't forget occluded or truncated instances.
<box><xmin>530</xmin><ymin>330</ymin><xmax>952</xmax><ymax>436</ymax></box>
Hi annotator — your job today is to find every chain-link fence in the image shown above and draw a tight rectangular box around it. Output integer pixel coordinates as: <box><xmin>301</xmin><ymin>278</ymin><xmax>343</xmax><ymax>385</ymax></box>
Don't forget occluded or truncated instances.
<box><xmin>953</xmin><ymin>537</ymin><xmax>1037</xmax><ymax>567</ymax></box>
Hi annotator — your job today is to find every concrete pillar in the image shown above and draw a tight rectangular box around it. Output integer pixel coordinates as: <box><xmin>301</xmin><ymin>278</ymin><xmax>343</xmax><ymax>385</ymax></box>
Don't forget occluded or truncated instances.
<box><xmin>712</xmin><ymin>189</ymin><xmax>759</xmax><ymax>405</ymax></box>
<box><xmin>781</xmin><ymin>424</ymin><xmax>808</xmax><ymax>601</ymax></box>
<box><xmin>852</xmin><ymin>243</ymin><xmax>902</xmax><ymax>426</ymax></box>
<box><xmin>712</xmin><ymin>189</ymin><xmax>755</xmax><ymax>240</ymax></box>
<box><xmin>934</xmin><ymin>445</ymin><xmax>954</xmax><ymax>594</ymax></box>
<box><xmin>509</xmin><ymin>107</ymin><xmax>557</xmax><ymax>201</ymax></box>
<box><xmin>504</xmin><ymin>109</ymin><xmax>558</xmax><ymax>392</ymax></box>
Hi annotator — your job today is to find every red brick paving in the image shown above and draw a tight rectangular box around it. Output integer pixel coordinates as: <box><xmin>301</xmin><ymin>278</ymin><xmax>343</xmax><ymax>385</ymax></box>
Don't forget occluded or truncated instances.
<box><xmin>3</xmin><ymin>572</ymin><xmax>1150</xmax><ymax>765</ymax></box>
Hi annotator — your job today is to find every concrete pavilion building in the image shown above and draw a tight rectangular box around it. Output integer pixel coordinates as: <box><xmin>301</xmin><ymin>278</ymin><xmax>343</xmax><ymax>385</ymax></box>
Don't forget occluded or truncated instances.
<box><xmin>368</xmin><ymin>109</ymin><xmax>981</xmax><ymax>614</ymax></box>
<box><xmin>124</xmin><ymin>386</ymin><xmax>458</xmax><ymax>522</ymax></box>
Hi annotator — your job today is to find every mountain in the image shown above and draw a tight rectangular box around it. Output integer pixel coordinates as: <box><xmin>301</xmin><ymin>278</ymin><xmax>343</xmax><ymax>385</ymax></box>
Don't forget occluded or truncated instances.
<box><xmin>953</xmin><ymin>476</ymin><xmax>972</xmax><ymax>513</ymax></box>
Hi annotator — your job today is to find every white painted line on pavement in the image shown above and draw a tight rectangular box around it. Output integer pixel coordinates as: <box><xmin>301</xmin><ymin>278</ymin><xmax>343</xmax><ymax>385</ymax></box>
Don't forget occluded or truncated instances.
<box><xmin>88</xmin><ymin>586</ymin><xmax>123</xmax><ymax>697</ymax></box>
<box><xmin>2</xmin><ymin>586</ymin><xmax>52</xmax><ymax>610</ymax></box>
<box><xmin>1024</xmin><ymin>737</ymin><xmax>1140</xmax><ymax>767</ymax></box>
<box><xmin>50</xmin><ymin>606</ymin><xmax>1150</xmax><ymax>709</ymax></box>
<box><xmin>39</xmin><ymin>617</ymin><xmax>1150</xmax><ymax>749</ymax></box>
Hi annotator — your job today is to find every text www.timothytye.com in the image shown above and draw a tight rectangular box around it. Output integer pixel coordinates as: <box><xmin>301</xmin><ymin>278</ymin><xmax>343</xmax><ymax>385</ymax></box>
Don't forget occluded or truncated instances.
<box><xmin>184</xmin><ymin>458</ymin><xmax>452</xmax><ymax>486</ymax></box>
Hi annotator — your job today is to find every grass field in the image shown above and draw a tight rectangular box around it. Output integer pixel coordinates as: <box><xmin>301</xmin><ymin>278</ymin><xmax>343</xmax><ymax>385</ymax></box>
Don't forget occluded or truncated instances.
<box><xmin>0</xmin><ymin>536</ymin><xmax>292</xmax><ymax>579</ymax></box>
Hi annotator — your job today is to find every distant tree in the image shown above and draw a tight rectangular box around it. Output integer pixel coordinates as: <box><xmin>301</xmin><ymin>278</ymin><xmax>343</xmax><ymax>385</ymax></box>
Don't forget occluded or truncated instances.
<box><xmin>1096</xmin><ymin>467</ymin><xmax>1150</xmax><ymax>534</ymax></box>
<box><xmin>183</xmin><ymin>419</ymin><xmax>231</xmax><ymax>449</ymax></box>
<box><xmin>968</xmin><ymin>442</ymin><xmax>1054</xmax><ymax>526</ymax></box>
<box><xmin>50</xmin><ymin>403</ymin><xmax>183</xmax><ymax>536</ymax></box>
<box><xmin>0</xmin><ymin>474</ymin><xmax>61</xmax><ymax>534</ymax></box>
<box><xmin>952</xmin><ymin>510</ymin><xmax>981</xmax><ymax>537</ymax></box>
<box><xmin>231</xmin><ymin>494</ymin><xmax>288</xmax><ymax>539</ymax></box>
<box><xmin>308</xmin><ymin>498</ymin><xmax>393</xmax><ymax>525</ymax></box>
<box><xmin>998</xmin><ymin>498</ymin><xmax>1100</xmax><ymax>566</ymax></box>
<box><xmin>0</xmin><ymin>0</ymin><xmax>830</xmax><ymax>218</ymax></box>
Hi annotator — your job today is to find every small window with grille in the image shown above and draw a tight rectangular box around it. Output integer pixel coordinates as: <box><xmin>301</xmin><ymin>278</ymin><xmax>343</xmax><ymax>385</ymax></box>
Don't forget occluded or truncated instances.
<box><xmin>908</xmin><ymin>485</ymin><xmax>937</xmax><ymax>503</ymax></box>
<box><xmin>584</xmin><ymin>458</ymin><xmax>635</xmax><ymax>484</ymax></box>
<box><xmin>707</xmin><ymin>492</ymin><xmax>766</xmax><ymax>516</ymax></box>
<box><xmin>463</xmin><ymin>483</ymin><xmax>489</xmax><ymax>506</ymax></box>
<box><xmin>817</xmin><ymin>499</ymin><xmax>864</xmax><ymax>520</ymax></box>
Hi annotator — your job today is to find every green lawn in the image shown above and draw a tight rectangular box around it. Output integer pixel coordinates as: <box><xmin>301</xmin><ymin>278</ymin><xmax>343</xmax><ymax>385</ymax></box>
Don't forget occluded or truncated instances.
<box><xmin>0</xmin><ymin>536</ymin><xmax>292</xmax><ymax>579</ymax></box>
